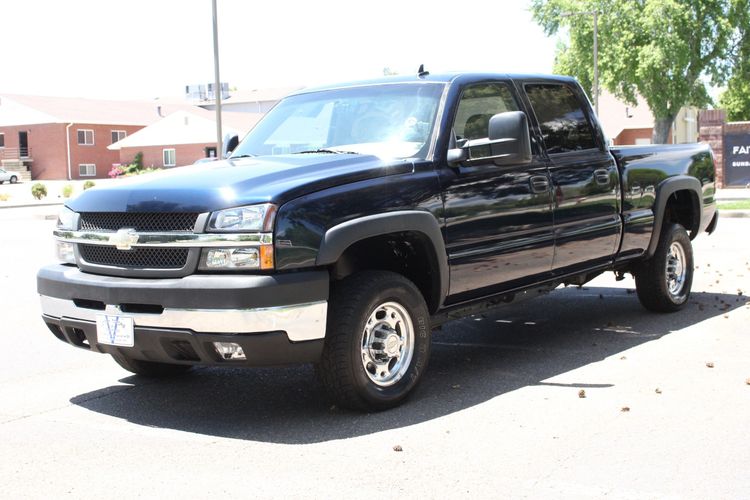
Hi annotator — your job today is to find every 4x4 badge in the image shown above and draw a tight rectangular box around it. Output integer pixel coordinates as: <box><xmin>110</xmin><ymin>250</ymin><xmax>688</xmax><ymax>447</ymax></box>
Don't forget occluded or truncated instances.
<box><xmin>110</xmin><ymin>228</ymin><xmax>139</xmax><ymax>250</ymax></box>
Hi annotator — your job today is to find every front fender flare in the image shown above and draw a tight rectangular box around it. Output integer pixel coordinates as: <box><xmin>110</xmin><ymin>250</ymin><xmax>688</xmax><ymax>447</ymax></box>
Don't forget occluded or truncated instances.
<box><xmin>315</xmin><ymin>211</ymin><xmax>449</xmax><ymax>307</ymax></box>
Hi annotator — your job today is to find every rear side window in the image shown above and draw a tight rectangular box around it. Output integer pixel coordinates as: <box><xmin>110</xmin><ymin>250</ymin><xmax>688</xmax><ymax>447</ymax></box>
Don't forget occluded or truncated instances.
<box><xmin>525</xmin><ymin>84</ymin><xmax>596</xmax><ymax>154</ymax></box>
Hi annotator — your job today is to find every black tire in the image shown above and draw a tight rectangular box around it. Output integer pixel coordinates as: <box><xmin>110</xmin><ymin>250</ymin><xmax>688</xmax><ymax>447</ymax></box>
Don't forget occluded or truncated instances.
<box><xmin>0</xmin><ymin>181</ymin><xmax>4</xmax><ymax>184</ymax></box>
<box><xmin>9</xmin><ymin>176</ymin><xmax>17</xmax><ymax>184</ymax></box>
<box><xmin>634</xmin><ymin>223</ymin><xmax>694</xmax><ymax>312</ymax></box>
<box><xmin>110</xmin><ymin>351</ymin><xmax>192</xmax><ymax>378</ymax></box>
<box><xmin>318</xmin><ymin>271</ymin><xmax>431</xmax><ymax>411</ymax></box>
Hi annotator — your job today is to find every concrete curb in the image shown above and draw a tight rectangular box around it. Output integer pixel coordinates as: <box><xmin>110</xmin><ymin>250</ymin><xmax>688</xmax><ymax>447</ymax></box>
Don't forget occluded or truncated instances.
<box><xmin>0</xmin><ymin>201</ymin><xmax>65</xmax><ymax>210</ymax></box>
<box><xmin>718</xmin><ymin>210</ymin><xmax>750</xmax><ymax>218</ymax></box>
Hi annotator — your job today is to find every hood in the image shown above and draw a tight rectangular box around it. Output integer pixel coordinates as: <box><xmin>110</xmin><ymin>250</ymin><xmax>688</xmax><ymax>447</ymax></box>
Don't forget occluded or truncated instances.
<box><xmin>67</xmin><ymin>154</ymin><xmax>413</xmax><ymax>213</ymax></box>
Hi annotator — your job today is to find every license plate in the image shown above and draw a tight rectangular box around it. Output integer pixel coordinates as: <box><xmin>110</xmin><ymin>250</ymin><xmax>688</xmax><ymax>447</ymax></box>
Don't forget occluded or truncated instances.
<box><xmin>96</xmin><ymin>314</ymin><xmax>135</xmax><ymax>347</ymax></box>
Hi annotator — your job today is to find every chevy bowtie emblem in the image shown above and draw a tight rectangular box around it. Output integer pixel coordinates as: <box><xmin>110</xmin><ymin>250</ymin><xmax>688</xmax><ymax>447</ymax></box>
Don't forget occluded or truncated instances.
<box><xmin>110</xmin><ymin>228</ymin><xmax>139</xmax><ymax>250</ymax></box>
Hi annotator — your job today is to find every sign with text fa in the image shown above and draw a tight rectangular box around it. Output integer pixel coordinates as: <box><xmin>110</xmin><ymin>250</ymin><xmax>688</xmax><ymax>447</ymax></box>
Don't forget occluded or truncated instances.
<box><xmin>724</xmin><ymin>133</ymin><xmax>750</xmax><ymax>186</ymax></box>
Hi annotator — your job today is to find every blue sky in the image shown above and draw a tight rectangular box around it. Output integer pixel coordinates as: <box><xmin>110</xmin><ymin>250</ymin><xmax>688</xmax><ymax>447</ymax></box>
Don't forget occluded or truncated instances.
<box><xmin>2</xmin><ymin>0</ymin><xmax>557</xmax><ymax>99</ymax></box>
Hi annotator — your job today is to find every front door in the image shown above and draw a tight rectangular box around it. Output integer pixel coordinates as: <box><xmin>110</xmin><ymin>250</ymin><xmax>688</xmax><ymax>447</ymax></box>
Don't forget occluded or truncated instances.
<box><xmin>440</xmin><ymin>81</ymin><xmax>554</xmax><ymax>303</ymax></box>
<box><xmin>18</xmin><ymin>131</ymin><xmax>28</xmax><ymax>157</ymax></box>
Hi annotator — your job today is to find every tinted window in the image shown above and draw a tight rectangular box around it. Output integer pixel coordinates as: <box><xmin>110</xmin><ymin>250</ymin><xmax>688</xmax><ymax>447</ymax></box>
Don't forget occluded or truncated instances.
<box><xmin>525</xmin><ymin>84</ymin><xmax>596</xmax><ymax>154</ymax></box>
<box><xmin>454</xmin><ymin>83</ymin><xmax>519</xmax><ymax>142</ymax></box>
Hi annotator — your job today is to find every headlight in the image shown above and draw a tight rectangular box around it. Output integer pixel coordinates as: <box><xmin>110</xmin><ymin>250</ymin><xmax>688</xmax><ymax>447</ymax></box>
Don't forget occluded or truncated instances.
<box><xmin>57</xmin><ymin>206</ymin><xmax>77</xmax><ymax>230</ymax></box>
<box><xmin>207</xmin><ymin>203</ymin><xmax>277</xmax><ymax>232</ymax></box>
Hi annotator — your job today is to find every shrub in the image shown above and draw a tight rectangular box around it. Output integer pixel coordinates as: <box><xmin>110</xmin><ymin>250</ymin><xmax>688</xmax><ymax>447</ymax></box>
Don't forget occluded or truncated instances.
<box><xmin>108</xmin><ymin>165</ymin><xmax>124</xmax><ymax>178</ymax></box>
<box><xmin>83</xmin><ymin>180</ymin><xmax>96</xmax><ymax>190</ymax></box>
<box><xmin>62</xmin><ymin>184</ymin><xmax>74</xmax><ymax>198</ymax></box>
<box><xmin>31</xmin><ymin>183</ymin><xmax>48</xmax><ymax>200</ymax></box>
<box><xmin>0</xmin><ymin>193</ymin><xmax>10</xmax><ymax>202</ymax></box>
<box><xmin>125</xmin><ymin>167</ymin><xmax>162</xmax><ymax>177</ymax></box>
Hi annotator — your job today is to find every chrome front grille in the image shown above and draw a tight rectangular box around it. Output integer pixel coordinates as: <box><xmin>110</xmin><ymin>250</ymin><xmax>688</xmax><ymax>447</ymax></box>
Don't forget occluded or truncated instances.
<box><xmin>79</xmin><ymin>245</ymin><xmax>190</xmax><ymax>269</ymax></box>
<box><xmin>79</xmin><ymin>212</ymin><xmax>199</xmax><ymax>232</ymax></box>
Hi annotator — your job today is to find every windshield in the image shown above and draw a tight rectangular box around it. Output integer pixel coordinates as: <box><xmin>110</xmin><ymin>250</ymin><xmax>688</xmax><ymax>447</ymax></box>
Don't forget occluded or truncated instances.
<box><xmin>231</xmin><ymin>83</ymin><xmax>445</xmax><ymax>160</ymax></box>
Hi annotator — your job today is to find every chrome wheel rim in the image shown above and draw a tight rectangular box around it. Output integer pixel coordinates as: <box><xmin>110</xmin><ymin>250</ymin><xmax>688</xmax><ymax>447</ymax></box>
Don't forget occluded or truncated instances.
<box><xmin>666</xmin><ymin>241</ymin><xmax>687</xmax><ymax>298</ymax></box>
<box><xmin>361</xmin><ymin>301</ymin><xmax>414</xmax><ymax>387</ymax></box>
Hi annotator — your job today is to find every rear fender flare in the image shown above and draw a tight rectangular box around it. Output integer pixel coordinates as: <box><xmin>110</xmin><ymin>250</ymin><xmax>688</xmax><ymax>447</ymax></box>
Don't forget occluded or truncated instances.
<box><xmin>647</xmin><ymin>176</ymin><xmax>702</xmax><ymax>257</ymax></box>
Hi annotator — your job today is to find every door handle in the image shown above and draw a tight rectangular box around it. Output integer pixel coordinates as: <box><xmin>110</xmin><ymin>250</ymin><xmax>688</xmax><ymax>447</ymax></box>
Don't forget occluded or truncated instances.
<box><xmin>594</xmin><ymin>169</ymin><xmax>611</xmax><ymax>185</ymax></box>
<box><xmin>529</xmin><ymin>175</ymin><xmax>549</xmax><ymax>193</ymax></box>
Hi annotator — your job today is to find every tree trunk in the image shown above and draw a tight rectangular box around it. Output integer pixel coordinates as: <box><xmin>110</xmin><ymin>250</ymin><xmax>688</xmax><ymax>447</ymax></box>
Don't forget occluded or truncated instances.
<box><xmin>652</xmin><ymin>116</ymin><xmax>675</xmax><ymax>144</ymax></box>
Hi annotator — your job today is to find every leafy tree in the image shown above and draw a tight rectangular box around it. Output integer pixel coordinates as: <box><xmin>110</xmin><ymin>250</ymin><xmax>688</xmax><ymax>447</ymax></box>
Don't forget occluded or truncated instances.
<box><xmin>719</xmin><ymin>2</ymin><xmax>750</xmax><ymax>120</ymax></box>
<box><xmin>531</xmin><ymin>0</ymin><xmax>750</xmax><ymax>143</ymax></box>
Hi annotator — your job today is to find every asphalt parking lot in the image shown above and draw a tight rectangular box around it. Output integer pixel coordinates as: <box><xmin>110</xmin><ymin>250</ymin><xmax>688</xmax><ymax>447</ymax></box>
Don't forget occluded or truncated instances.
<box><xmin>0</xmin><ymin>206</ymin><xmax>748</xmax><ymax>499</ymax></box>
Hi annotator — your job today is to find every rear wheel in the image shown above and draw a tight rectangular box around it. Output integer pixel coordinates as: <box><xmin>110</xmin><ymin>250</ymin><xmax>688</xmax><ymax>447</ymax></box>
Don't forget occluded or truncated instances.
<box><xmin>9</xmin><ymin>176</ymin><xmax>17</xmax><ymax>184</ymax></box>
<box><xmin>110</xmin><ymin>351</ymin><xmax>192</xmax><ymax>377</ymax></box>
<box><xmin>634</xmin><ymin>223</ymin><xmax>693</xmax><ymax>312</ymax></box>
<box><xmin>318</xmin><ymin>271</ymin><xmax>431</xmax><ymax>411</ymax></box>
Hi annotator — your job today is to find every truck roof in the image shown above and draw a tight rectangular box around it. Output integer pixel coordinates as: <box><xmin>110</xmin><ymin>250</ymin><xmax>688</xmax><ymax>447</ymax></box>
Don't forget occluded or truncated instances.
<box><xmin>292</xmin><ymin>72</ymin><xmax>578</xmax><ymax>96</ymax></box>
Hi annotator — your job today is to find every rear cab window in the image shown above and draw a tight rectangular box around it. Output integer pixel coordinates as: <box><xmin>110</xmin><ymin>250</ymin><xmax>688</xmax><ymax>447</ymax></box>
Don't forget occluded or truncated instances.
<box><xmin>524</xmin><ymin>84</ymin><xmax>597</xmax><ymax>154</ymax></box>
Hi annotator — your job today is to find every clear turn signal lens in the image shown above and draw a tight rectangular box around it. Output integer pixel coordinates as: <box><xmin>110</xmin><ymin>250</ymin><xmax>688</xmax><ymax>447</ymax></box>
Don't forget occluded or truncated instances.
<box><xmin>199</xmin><ymin>245</ymin><xmax>273</xmax><ymax>270</ymax></box>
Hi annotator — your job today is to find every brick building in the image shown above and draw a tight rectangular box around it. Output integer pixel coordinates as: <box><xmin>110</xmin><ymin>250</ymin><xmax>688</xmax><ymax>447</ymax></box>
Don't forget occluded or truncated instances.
<box><xmin>109</xmin><ymin>109</ymin><xmax>262</xmax><ymax>169</ymax></box>
<box><xmin>0</xmin><ymin>94</ymin><xmax>197</xmax><ymax>180</ymax></box>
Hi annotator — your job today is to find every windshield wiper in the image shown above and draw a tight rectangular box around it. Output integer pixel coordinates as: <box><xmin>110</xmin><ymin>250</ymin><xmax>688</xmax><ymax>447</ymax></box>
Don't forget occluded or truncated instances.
<box><xmin>292</xmin><ymin>149</ymin><xmax>360</xmax><ymax>155</ymax></box>
<box><xmin>229</xmin><ymin>154</ymin><xmax>255</xmax><ymax>159</ymax></box>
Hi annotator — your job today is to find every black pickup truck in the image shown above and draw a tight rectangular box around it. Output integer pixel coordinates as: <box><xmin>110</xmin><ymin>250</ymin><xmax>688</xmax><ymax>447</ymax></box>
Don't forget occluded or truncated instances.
<box><xmin>38</xmin><ymin>72</ymin><xmax>718</xmax><ymax>411</ymax></box>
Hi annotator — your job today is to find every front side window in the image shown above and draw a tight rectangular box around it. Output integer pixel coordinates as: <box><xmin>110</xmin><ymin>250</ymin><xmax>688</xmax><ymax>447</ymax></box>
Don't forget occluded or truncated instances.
<box><xmin>77</xmin><ymin>129</ymin><xmax>94</xmax><ymax>146</ymax></box>
<box><xmin>525</xmin><ymin>84</ymin><xmax>596</xmax><ymax>154</ymax></box>
<box><xmin>79</xmin><ymin>164</ymin><xmax>96</xmax><ymax>176</ymax></box>
<box><xmin>453</xmin><ymin>82</ymin><xmax>520</xmax><ymax>144</ymax></box>
<box><xmin>163</xmin><ymin>148</ymin><xmax>176</xmax><ymax>167</ymax></box>
<box><xmin>230</xmin><ymin>83</ymin><xmax>445</xmax><ymax>160</ymax></box>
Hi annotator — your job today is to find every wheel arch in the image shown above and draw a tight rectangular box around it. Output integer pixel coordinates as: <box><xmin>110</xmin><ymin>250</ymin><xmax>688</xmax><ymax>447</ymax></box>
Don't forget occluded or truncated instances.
<box><xmin>316</xmin><ymin>211</ymin><xmax>449</xmax><ymax>311</ymax></box>
<box><xmin>646</xmin><ymin>176</ymin><xmax>702</xmax><ymax>257</ymax></box>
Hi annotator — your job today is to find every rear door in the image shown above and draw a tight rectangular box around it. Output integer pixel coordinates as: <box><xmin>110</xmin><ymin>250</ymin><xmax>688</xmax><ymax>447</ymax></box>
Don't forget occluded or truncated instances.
<box><xmin>521</xmin><ymin>82</ymin><xmax>621</xmax><ymax>273</ymax></box>
<box><xmin>440</xmin><ymin>81</ymin><xmax>554</xmax><ymax>303</ymax></box>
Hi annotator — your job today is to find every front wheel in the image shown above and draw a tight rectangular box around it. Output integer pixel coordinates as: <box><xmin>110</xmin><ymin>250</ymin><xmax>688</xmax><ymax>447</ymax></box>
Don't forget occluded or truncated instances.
<box><xmin>634</xmin><ymin>223</ymin><xmax>694</xmax><ymax>312</ymax></box>
<box><xmin>110</xmin><ymin>351</ymin><xmax>192</xmax><ymax>377</ymax></box>
<box><xmin>318</xmin><ymin>271</ymin><xmax>431</xmax><ymax>411</ymax></box>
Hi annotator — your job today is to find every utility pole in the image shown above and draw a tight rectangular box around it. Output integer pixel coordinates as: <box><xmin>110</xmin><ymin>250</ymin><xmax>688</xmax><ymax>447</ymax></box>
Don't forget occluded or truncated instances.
<box><xmin>212</xmin><ymin>0</ymin><xmax>223</xmax><ymax>157</ymax></box>
<box><xmin>561</xmin><ymin>10</ymin><xmax>599</xmax><ymax>115</ymax></box>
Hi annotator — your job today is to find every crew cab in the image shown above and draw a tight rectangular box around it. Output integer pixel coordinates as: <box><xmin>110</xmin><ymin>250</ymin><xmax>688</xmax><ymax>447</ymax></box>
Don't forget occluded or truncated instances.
<box><xmin>38</xmin><ymin>72</ymin><xmax>718</xmax><ymax>411</ymax></box>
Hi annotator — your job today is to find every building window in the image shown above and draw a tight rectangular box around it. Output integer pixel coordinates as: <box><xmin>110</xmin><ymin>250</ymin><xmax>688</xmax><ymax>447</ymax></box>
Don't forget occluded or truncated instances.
<box><xmin>0</xmin><ymin>133</ymin><xmax>4</xmax><ymax>148</ymax></box>
<box><xmin>163</xmin><ymin>148</ymin><xmax>176</xmax><ymax>167</ymax></box>
<box><xmin>111</xmin><ymin>130</ymin><xmax>126</xmax><ymax>144</ymax></box>
<box><xmin>79</xmin><ymin>164</ymin><xmax>96</xmax><ymax>177</ymax></box>
<box><xmin>77</xmin><ymin>129</ymin><xmax>94</xmax><ymax>145</ymax></box>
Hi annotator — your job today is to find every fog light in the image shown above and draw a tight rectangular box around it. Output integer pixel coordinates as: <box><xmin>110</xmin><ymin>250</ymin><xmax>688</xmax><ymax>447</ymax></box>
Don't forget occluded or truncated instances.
<box><xmin>56</xmin><ymin>241</ymin><xmax>76</xmax><ymax>264</ymax></box>
<box><xmin>213</xmin><ymin>341</ymin><xmax>246</xmax><ymax>360</ymax></box>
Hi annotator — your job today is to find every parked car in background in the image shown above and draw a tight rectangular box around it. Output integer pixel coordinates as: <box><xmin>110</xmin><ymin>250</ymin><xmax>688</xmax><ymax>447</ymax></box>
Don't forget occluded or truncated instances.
<box><xmin>0</xmin><ymin>168</ymin><xmax>18</xmax><ymax>184</ymax></box>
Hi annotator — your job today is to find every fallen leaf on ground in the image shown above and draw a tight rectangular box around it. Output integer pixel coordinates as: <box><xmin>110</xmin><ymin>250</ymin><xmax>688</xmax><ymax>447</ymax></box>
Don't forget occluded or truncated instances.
<box><xmin>655</xmin><ymin>388</ymin><xmax>662</xmax><ymax>394</ymax></box>
<box><xmin>578</xmin><ymin>389</ymin><xmax>586</xmax><ymax>398</ymax></box>
<box><xmin>621</xmin><ymin>407</ymin><xmax>630</xmax><ymax>412</ymax></box>
<box><xmin>393</xmin><ymin>445</ymin><xmax>403</xmax><ymax>452</ymax></box>
<box><xmin>706</xmin><ymin>362</ymin><xmax>715</xmax><ymax>368</ymax></box>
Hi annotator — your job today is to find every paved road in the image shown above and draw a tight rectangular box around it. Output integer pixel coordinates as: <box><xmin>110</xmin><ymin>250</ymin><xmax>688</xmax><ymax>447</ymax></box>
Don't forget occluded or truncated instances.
<box><xmin>1</xmin><ymin>207</ymin><xmax>748</xmax><ymax>499</ymax></box>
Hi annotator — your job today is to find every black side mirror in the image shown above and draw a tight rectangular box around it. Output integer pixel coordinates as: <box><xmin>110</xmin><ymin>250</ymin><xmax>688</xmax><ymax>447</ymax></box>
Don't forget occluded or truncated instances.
<box><xmin>447</xmin><ymin>111</ymin><xmax>532</xmax><ymax>167</ymax></box>
<box><xmin>487</xmin><ymin>111</ymin><xmax>532</xmax><ymax>165</ymax></box>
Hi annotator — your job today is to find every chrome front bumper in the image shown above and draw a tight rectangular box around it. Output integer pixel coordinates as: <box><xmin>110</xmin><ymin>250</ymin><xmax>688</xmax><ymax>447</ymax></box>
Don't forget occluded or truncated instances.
<box><xmin>40</xmin><ymin>296</ymin><xmax>327</xmax><ymax>342</ymax></box>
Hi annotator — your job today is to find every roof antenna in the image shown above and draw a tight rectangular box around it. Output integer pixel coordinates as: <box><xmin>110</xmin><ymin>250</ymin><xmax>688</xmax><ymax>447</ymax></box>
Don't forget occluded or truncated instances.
<box><xmin>418</xmin><ymin>64</ymin><xmax>429</xmax><ymax>78</ymax></box>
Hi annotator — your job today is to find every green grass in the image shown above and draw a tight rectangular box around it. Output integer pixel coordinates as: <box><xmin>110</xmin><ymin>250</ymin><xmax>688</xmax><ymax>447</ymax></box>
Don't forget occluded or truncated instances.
<box><xmin>718</xmin><ymin>200</ymin><xmax>750</xmax><ymax>210</ymax></box>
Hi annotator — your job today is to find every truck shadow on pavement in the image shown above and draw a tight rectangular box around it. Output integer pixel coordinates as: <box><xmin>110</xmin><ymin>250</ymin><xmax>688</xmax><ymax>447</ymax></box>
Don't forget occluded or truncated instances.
<box><xmin>70</xmin><ymin>286</ymin><xmax>746</xmax><ymax>444</ymax></box>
